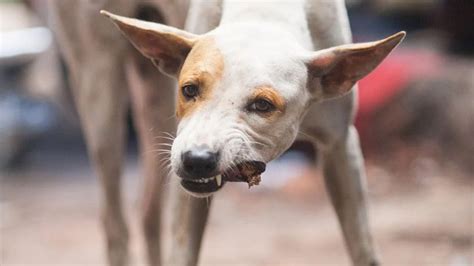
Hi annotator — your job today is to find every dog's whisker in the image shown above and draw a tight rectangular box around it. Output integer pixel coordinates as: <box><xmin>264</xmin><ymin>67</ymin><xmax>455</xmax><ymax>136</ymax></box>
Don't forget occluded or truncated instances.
<box><xmin>152</xmin><ymin>142</ymin><xmax>173</xmax><ymax>147</ymax></box>
<box><xmin>149</xmin><ymin>149</ymin><xmax>171</xmax><ymax>154</ymax></box>
<box><xmin>150</xmin><ymin>148</ymin><xmax>172</xmax><ymax>153</ymax></box>
<box><xmin>158</xmin><ymin>160</ymin><xmax>171</xmax><ymax>167</ymax></box>
<box><xmin>150</xmin><ymin>152</ymin><xmax>171</xmax><ymax>158</ymax></box>
<box><xmin>154</xmin><ymin>145</ymin><xmax>172</xmax><ymax>149</ymax></box>
<box><xmin>153</xmin><ymin>136</ymin><xmax>175</xmax><ymax>142</ymax></box>
<box><xmin>162</xmin><ymin>131</ymin><xmax>176</xmax><ymax>139</ymax></box>
<box><xmin>158</xmin><ymin>160</ymin><xmax>171</xmax><ymax>169</ymax></box>
<box><xmin>153</xmin><ymin>149</ymin><xmax>172</xmax><ymax>154</ymax></box>
<box><xmin>154</xmin><ymin>132</ymin><xmax>175</xmax><ymax>140</ymax></box>
<box><xmin>145</xmin><ymin>150</ymin><xmax>169</xmax><ymax>156</ymax></box>
<box><xmin>152</xmin><ymin>148</ymin><xmax>172</xmax><ymax>153</ymax></box>
<box><xmin>156</xmin><ymin>157</ymin><xmax>171</xmax><ymax>163</ymax></box>
<box><xmin>162</xmin><ymin>131</ymin><xmax>175</xmax><ymax>136</ymax></box>
<box><xmin>162</xmin><ymin>161</ymin><xmax>172</xmax><ymax>170</ymax></box>
<box><xmin>153</xmin><ymin>150</ymin><xmax>171</xmax><ymax>155</ymax></box>
<box><xmin>155</xmin><ymin>132</ymin><xmax>175</xmax><ymax>138</ymax></box>
<box><xmin>158</xmin><ymin>155</ymin><xmax>171</xmax><ymax>161</ymax></box>
<box><xmin>158</xmin><ymin>158</ymin><xmax>172</xmax><ymax>167</ymax></box>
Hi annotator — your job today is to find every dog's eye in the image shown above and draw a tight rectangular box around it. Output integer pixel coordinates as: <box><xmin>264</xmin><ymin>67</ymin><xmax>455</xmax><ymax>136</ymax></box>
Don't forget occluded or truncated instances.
<box><xmin>182</xmin><ymin>84</ymin><xmax>199</xmax><ymax>99</ymax></box>
<box><xmin>248</xmin><ymin>98</ymin><xmax>275</xmax><ymax>113</ymax></box>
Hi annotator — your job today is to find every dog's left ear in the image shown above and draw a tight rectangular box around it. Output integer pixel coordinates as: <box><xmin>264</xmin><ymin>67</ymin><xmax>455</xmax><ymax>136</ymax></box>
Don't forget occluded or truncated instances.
<box><xmin>305</xmin><ymin>31</ymin><xmax>406</xmax><ymax>100</ymax></box>
<box><xmin>101</xmin><ymin>10</ymin><xmax>198</xmax><ymax>76</ymax></box>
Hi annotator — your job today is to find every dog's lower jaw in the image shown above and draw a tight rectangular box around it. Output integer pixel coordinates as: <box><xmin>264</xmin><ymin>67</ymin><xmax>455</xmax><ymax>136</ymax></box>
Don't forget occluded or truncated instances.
<box><xmin>179</xmin><ymin>174</ymin><xmax>225</xmax><ymax>197</ymax></box>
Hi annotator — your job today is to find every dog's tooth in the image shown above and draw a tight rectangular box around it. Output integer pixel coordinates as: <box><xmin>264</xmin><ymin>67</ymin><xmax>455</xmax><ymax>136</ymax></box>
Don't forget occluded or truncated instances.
<box><xmin>204</xmin><ymin>178</ymin><xmax>209</xmax><ymax>183</ymax></box>
<box><xmin>216</xmin><ymin>175</ymin><xmax>222</xmax><ymax>186</ymax></box>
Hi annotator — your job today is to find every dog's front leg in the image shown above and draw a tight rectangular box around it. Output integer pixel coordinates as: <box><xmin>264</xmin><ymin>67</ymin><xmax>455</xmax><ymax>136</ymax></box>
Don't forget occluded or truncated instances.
<box><xmin>321</xmin><ymin>126</ymin><xmax>379</xmax><ymax>266</ymax></box>
<box><xmin>167</xmin><ymin>183</ymin><xmax>211</xmax><ymax>266</ymax></box>
<box><xmin>126</xmin><ymin>54</ymin><xmax>177</xmax><ymax>266</ymax></box>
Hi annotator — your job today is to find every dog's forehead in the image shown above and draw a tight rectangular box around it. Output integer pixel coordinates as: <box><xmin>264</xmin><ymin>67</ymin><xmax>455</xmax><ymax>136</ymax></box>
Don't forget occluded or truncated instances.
<box><xmin>212</xmin><ymin>26</ymin><xmax>308</xmax><ymax>93</ymax></box>
<box><xmin>181</xmin><ymin>34</ymin><xmax>301</xmax><ymax>84</ymax></box>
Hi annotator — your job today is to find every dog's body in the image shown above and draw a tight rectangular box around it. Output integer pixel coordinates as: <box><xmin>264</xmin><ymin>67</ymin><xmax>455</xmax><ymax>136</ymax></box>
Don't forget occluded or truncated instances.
<box><xmin>50</xmin><ymin>0</ymin><xmax>404</xmax><ymax>265</ymax></box>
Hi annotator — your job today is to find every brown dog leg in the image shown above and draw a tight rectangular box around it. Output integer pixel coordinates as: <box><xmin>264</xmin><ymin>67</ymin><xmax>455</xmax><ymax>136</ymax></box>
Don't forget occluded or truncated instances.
<box><xmin>75</xmin><ymin>57</ymin><xmax>130</xmax><ymax>266</ymax></box>
<box><xmin>126</xmin><ymin>53</ymin><xmax>176</xmax><ymax>266</ymax></box>
<box><xmin>49</xmin><ymin>1</ymin><xmax>131</xmax><ymax>265</ymax></box>
<box><xmin>69</xmin><ymin>54</ymin><xmax>130</xmax><ymax>266</ymax></box>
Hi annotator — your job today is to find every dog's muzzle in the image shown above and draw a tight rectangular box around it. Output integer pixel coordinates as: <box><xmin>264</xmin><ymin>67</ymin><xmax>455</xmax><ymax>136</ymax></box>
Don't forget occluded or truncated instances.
<box><xmin>180</xmin><ymin>161</ymin><xmax>266</xmax><ymax>195</ymax></box>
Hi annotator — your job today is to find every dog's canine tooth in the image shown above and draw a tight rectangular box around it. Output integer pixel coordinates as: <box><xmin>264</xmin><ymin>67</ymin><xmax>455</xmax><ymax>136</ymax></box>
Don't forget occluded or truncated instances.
<box><xmin>216</xmin><ymin>175</ymin><xmax>222</xmax><ymax>186</ymax></box>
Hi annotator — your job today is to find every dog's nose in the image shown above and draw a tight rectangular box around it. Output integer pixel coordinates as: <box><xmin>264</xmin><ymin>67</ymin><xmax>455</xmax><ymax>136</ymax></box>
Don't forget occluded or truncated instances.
<box><xmin>182</xmin><ymin>146</ymin><xmax>219</xmax><ymax>178</ymax></box>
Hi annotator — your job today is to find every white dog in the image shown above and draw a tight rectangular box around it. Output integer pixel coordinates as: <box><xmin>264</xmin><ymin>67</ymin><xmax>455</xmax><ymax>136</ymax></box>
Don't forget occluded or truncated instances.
<box><xmin>57</xmin><ymin>0</ymin><xmax>404</xmax><ymax>265</ymax></box>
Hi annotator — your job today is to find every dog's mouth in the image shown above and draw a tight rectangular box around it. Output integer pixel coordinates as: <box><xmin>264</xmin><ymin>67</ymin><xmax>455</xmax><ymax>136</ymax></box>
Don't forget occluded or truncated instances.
<box><xmin>180</xmin><ymin>161</ymin><xmax>266</xmax><ymax>196</ymax></box>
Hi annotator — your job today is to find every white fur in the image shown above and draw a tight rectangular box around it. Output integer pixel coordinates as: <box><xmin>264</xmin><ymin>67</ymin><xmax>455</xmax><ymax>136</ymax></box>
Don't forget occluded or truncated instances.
<box><xmin>170</xmin><ymin>1</ymin><xmax>315</xmax><ymax>179</ymax></box>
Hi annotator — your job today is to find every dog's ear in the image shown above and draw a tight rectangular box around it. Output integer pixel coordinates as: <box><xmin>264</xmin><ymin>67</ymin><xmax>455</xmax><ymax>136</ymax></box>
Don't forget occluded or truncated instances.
<box><xmin>305</xmin><ymin>31</ymin><xmax>406</xmax><ymax>100</ymax></box>
<box><xmin>101</xmin><ymin>10</ymin><xmax>198</xmax><ymax>76</ymax></box>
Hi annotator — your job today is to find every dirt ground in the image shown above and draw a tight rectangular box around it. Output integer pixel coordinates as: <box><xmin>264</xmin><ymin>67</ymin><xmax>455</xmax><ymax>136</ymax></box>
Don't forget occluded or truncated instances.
<box><xmin>1</xmin><ymin>149</ymin><xmax>473</xmax><ymax>266</ymax></box>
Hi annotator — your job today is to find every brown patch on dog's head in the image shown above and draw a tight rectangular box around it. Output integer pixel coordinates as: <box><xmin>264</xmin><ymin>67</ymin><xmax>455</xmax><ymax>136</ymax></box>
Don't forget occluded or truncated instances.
<box><xmin>251</xmin><ymin>86</ymin><xmax>286</xmax><ymax>120</ymax></box>
<box><xmin>177</xmin><ymin>37</ymin><xmax>224</xmax><ymax>119</ymax></box>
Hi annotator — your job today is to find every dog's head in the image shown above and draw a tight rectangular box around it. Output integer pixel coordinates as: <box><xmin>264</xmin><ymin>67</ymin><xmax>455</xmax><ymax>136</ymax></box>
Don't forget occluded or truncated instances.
<box><xmin>102</xmin><ymin>11</ymin><xmax>405</xmax><ymax>197</ymax></box>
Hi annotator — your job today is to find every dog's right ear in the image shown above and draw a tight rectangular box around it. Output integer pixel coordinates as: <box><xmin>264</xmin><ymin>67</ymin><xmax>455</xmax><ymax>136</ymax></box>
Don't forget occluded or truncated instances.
<box><xmin>101</xmin><ymin>10</ymin><xmax>198</xmax><ymax>76</ymax></box>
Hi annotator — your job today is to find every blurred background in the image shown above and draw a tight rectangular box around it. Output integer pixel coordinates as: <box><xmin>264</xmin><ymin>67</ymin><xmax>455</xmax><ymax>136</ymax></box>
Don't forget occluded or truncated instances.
<box><xmin>0</xmin><ymin>0</ymin><xmax>472</xmax><ymax>265</ymax></box>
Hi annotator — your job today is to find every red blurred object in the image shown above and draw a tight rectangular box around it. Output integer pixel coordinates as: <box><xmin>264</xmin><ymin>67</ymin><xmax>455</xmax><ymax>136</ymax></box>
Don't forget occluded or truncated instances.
<box><xmin>355</xmin><ymin>49</ymin><xmax>443</xmax><ymax>148</ymax></box>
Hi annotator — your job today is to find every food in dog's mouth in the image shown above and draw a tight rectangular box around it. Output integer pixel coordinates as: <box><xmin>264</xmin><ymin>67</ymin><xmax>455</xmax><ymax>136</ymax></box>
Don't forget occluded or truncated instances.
<box><xmin>247</xmin><ymin>175</ymin><xmax>261</xmax><ymax>188</ymax></box>
<box><xmin>180</xmin><ymin>161</ymin><xmax>266</xmax><ymax>194</ymax></box>
<box><xmin>223</xmin><ymin>161</ymin><xmax>266</xmax><ymax>188</ymax></box>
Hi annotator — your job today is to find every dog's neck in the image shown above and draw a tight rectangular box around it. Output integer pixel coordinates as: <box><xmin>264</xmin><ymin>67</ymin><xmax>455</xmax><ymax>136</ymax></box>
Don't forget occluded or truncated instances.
<box><xmin>219</xmin><ymin>0</ymin><xmax>313</xmax><ymax>50</ymax></box>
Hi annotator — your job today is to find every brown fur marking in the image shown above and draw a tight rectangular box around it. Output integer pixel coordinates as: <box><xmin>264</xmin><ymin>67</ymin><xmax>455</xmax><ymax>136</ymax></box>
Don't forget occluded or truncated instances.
<box><xmin>252</xmin><ymin>86</ymin><xmax>286</xmax><ymax>119</ymax></box>
<box><xmin>177</xmin><ymin>37</ymin><xmax>224</xmax><ymax>119</ymax></box>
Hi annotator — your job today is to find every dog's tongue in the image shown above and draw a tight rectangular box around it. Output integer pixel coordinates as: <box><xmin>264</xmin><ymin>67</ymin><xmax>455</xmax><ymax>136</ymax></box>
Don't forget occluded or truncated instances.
<box><xmin>224</xmin><ymin>161</ymin><xmax>266</xmax><ymax>188</ymax></box>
